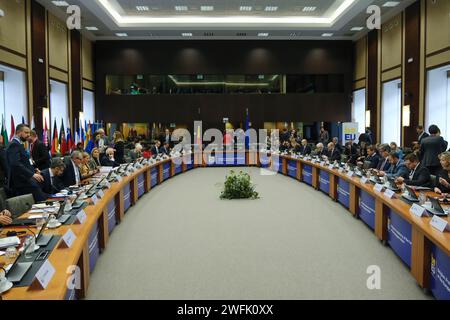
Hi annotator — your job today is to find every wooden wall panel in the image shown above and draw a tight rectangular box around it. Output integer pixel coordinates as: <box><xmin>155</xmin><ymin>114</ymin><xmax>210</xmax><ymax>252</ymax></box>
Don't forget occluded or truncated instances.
<box><xmin>367</xmin><ymin>30</ymin><xmax>379</xmax><ymax>143</ymax></box>
<box><xmin>381</xmin><ymin>14</ymin><xmax>403</xmax><ymax>72</ymax></box>
<box><xmin>82</xmin><ymin>36</ymin><xmax>94</xmax><ymax>82</ymax></box>
<box><xmin>71</xmin><ymin>30</ymin><xmax>82</xmax><ymax>123</ymax></box>
<box><xmin>354</xmin><ymin>36</ymin><xmax>367</xmax><ymax>81</ymax></box>
<box><xmin>47</xmin><ymin>13</ymin><xmax>68</xmax><ymax>72</ymax></box>
<box><xmin>0</xmin><ymin>0</ymin><xmax>27</xmax><ymax>57</ymax></box>
<box><xmin>425</xmin><ymin>0</ymin><xmax>450</xmax><ymax>56</ymax></box>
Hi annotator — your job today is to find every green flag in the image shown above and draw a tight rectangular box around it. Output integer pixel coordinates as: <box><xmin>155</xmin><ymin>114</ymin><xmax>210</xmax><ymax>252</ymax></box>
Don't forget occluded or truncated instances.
<box><xmin>1</xmin><ymin>115</ymin><xmax>8</xmax><ymax>147</ymax></box>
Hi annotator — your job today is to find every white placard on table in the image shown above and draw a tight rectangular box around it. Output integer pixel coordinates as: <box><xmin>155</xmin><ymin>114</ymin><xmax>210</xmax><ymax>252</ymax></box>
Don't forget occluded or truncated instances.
<box><xmin>346</xmin><ymin>171</ymin><xmax>354</xmax><ymax>178</ymax></box>
<box><xmin>117</xmin><ymin>176</ymin><xmax>123</xmax><ymax>182</ymax></box>
<box><xmin>59</xmin><ymin>229</ymin><xmax>76</xmax><ymax>249</ymax></box>
<box><xmin>374</xmin><ymin>184</ymin><xmax>384</xmax><ymax>192</ymax></box>
<box><xmin>105</xmin><ymin>181</ymin><xmax>111</xmax><ymax>189</ymax></box>
<box><xmin>410</xmin><ymin>204</ymin><xmax>427</xmax><ymax>217</ymax></box>
<box><xmin>384</xmin><ymin>189</ymin><xmax>396</xmax><ymax>199</ymax></box>
<box><xmin>360</xmin><ymin>176</ymin><xmax>369</xmax><ymax>184</ymax></box>
<box><xmin>75</xmin><ymin>210</ymin><xmax>87</xmax><ymax>225</ymax></box>
<box><xmin>338</xmin><ymin>168</ymin><xmax>344</xmax><ymax>173</ymax></box>
<box><xmin>430</xmin><ymin>215</ymin><xmax>449</xmax><ymax>232</ymax></box>
<box><xmin>91</xmin><ymin>195</ymin><xmax>98</xmax><ymax>205</ymax></box>
<box><xmin>97</xmin><ymin>190</ymin><xmax>104</xmax><ymax>199</ymax></box>
<box><xmin>328</xmin><ymin>165</ymin><xmax>334</xmax><ymax>170</ymax></box>
<box><xmin>30</xmin><ymin>260</ymin><xmax>55</xmax><ymax>290</ymax></box>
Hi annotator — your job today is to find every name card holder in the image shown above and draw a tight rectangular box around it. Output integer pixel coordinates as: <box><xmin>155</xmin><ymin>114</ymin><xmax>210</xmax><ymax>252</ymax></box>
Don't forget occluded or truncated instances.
<box><xmin>346</xmin><ymin>171</ymin><xmax>354</xmax><ymax>178</ymax></box>
<box><xmin>75</xmin><ymin>210</ymin><xmax>87</xmax><ymax>225</ymax></box>
<box><xmin>90</xmin><ymin>195</ymin><xmax>98</xmax><ymax>205</ymax></box>
<box><xmin>117</xmin><ymin>176</ymin><xmax>123</xmax><ymax>182</ymax></box>
<box><xmin>29</xmin><ymin>260</ymin><xmax>55</xmax><ymax>291</ymax></box>
<box><xmin>328</xmin><ymin>165</ymin><xmax>334</xmax><ymax>170</ymax></box>
<box><xmin>105</xmin><ymin>181</ymin><xmax>111</xmax><ymax>189</ymax></box>
<box><xmin>360</xmin><ymin>176</ymin><xmax>369</xmax><ymax>184</ymax></box>
<box><xmin>410</xmin><ymin>204</ymin><xmax>427</xmax><ymax>218</ymax></box>
<box><xmin>338</xmin><ymin>168</ymin><xmax>344</xmax><ymax>173</ymax></box>
<box><xmin>384</xmin><ymin>189</ymin><xmax>396</xmax><ymax>199</ymax></box>
<box><xmin>58</xmin><ymin>229</ymin><xmax>76</xmax><ymax>249</ymax></box>
<box><xmin>430</xmin><ymin>215</ymin><xmax>449</xmax><ymax>232</ymax></box>
<box><xmin>97</xmin><ymin>190</ymin><xmax>104</xmax><ymax>199</ymax></box>
<box><xmin>374</xmin><ymin>184</ymin><xmax>384</xmax><ymax>192</ymax></box>
<box><xmin>320</xmin><ymin>161</ymin><xmax>325</xmax><ymax>166</ymax></box>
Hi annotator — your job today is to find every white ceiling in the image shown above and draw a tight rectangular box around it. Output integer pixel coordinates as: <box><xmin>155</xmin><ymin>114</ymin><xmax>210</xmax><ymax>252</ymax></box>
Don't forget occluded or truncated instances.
<box><xmin>37</xmin><ymin>0</ymin><xmax>416</xmax><ymax>40</ymax></box>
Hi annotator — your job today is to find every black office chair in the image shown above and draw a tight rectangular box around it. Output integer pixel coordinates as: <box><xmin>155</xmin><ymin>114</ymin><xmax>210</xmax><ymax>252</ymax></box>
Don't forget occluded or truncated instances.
<box><xmin>430</xmin><ymin>175</ymin><xmax>437</xmax><ymax>188</ymax></box>
<box><xmin>6</xmin><ymin>194</ymin><xmax>35</xmax><ymax>219</ymax></box>
<box><xmin>0</xmin><ymin>187</ymin><xmax>7</xmax><ymax>210</ymax></box>
<box><xmin>363</xmin><ymin>161</ymin><xmax>372</xmax><ymax>170</ymax></box>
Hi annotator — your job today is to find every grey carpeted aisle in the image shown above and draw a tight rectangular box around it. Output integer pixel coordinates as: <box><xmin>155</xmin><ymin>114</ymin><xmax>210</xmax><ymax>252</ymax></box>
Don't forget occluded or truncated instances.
<box><xmin>86</xmin><ymin>167</ymin><xmax>432</xmax><ymax>300</ymax></box>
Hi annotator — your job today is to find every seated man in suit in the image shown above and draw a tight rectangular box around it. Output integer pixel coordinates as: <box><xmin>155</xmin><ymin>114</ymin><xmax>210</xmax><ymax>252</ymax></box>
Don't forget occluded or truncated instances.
<box><xmin>324</xmin><ymin>142</ymin><xmax>342</xmax><ymax>162</ymax></box>
<box><xmin>378</xmin><ymin>151</ymin><xmax>409</xmax><ymax>179</ymax></box>
<box><xmin>5</xmin><ymin>124</ymin><xmax>44</xmax><ymax>199</ymax></box>
<box><xmin>0</xmin><ymin>208</ymin><xmax>12</xmax><ymax>226</ymax></box>
<box><xmin>395</xmin><ymin>153</ymin><xmax>431</xmax><ymax>187</ymax></box>
<box><xmin>376</xmin><ymin>144</ymin><xmax>391</xmax><ymax>172</ymax></box>
<box><xmin>332</xmin><ymin>137</ymin><xmax>344</xmax><ymax>153</ymax></box>
<box><xmin>358</xmin><ymin>145</ymin><xmax>380</xmax><ymax>169</ymax></box>
<box><xmin>314</xmin><ymin>143</ymin><xmax>325</xmax><ymax>157</ymax></box>
<box><xmin>159</xmin><ymin>142</ymin><xmax>171</xmax><ymax>155</ymax></box>
<box><xmin>299</xmin><ymin>139</ymin><xmax>312</xmax><ymax>155</ymax></box>
<box><xmin>59</xmin><ymin>151</ymin><xmax>83</xmax><ymax>187</ymax></box>
<box><xmin>39</xmin><ymin>158</ymin><xmax>66</xmax><ymax>197</ymax></box>
<box><xmin>151</xmin><ymin>140</ymin><xmax>161</xmax><ymax>156</ymax></box>
<box><xmin>101</xmin><ymin>148</ymin><xmax>120</xmax><ymax>167</ymax></box>
<box><xmin>344</xmin><ymin>141</ymin><xmax>358</xmax><ymax>164</ymax></box>
<box><xmin>129</xmin><ymin>143</ymin><xmax>143</xmax><ymax>161</ymax></box>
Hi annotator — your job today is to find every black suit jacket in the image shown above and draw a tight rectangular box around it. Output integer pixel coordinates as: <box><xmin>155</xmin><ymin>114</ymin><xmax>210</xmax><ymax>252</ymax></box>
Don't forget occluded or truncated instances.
<box><xmin>377</xmin><ymin>157</ymin><xmax>391</xmax><ymax>171</ymax></box>
<box><xmin>100</xmin><ymin>155</ymin><xmax>119</xmax><ymax>168</ymax></box>
<box><xmin>5</xmin><ymin>139</ymin><xmax>35</xmax><ymax>190</ymax></box>
<box><xmin>420</xmin><ymin>136</ymin><xmax>447</xmax><ymax>167</ymax></box>
<box><xmin>325</xmin><ymin>148</ymin><xmax>341</xmax><ymax>162</ymax></box>
<box><xmin>365</xmin><ymin>153</ymin><xmax>380</xmax><ymax>169</ymax></box>
<box><xmin>159</xmin><ymin>146</ymin><xmax>170</xmax><ymax>155</ymax></box>
<box><xmin>58</xmin><ymin>158</ymin><xmax>81</xmax><ymax>187</ymax></box>
<box><xmin>299</xmin><ymin>145</ymin><xmax>311</xmax><ymax>155</ymax></box>
<box><xmin>151</xmin><ymin>146</ymin><xmax>160</xmax><ymax>155</ymax></box>
<box><xmin>418</xmin><ymin>132</ymin><xmax>429</xmax><ymax>144</ymax></box>
<box><xmin>39</xmin><ymin>169</ymin><xmax>64</xmax><ymax>194</ymax></box>
<box><xmin>403</xmin><ymin>164</ymin><xmax>431</xmax><ymax>187</ymax></box>
<box><xmin>31</xmin><ymin>139</ymin><xmax>50</xmax><ymax>170</ymax></box>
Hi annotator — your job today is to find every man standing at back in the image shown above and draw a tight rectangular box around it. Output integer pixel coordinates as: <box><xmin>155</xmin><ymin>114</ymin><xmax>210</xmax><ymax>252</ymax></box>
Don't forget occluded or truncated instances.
<box><xmin>5</xmin><ymin>124</ymin><xmax>44</xmax><ymax>198</ymax></box>
<box><xmin>28</xmin><ymin>130</ymin><xmax>50</xmax><ymax>170</ymax></box>
<box><xmin>420</xmin><ymin>125</ymin><xmax>448</xmax><ymax>175</ymax></box>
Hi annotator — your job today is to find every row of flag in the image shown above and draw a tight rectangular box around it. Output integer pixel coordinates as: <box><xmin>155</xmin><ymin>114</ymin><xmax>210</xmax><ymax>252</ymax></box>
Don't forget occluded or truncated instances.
<box><xmin>1</xmin><ymin>115</ymin><xmax>102</xmax><ymax>156</ymax></box>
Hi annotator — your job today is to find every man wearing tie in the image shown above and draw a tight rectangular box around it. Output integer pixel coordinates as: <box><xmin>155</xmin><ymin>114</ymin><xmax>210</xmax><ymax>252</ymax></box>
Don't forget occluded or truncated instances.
<box><xmin>59</xmin><ymin>151</ymin><xmax>83</xmax><ymax>187</ymax></box>
<box><xmin>40</xmin><ymin>159</ymin><xmax>66</xmax><ymax>194</ymax></box>
<box><xmin>299</xmin><ymin>139</ymin><xmax>312</xmax><ymax>155</ymax></box>
<box><xmin>151</xmin><ymin>140</ymin><xmax>161</xmax><ymax>156</ymax></box>
<box><xmin>325</xmin><ymin>142</ymin><xmax>342</xmax><ymax>162</ymax></box>
<box><xmin>5</xmin><ymin>124</ymin><xmax>45</xmax><ymax>199</ymax></box>
<box><xmin>395</xmin><ymin>153</ymin><xmax>431</xmax><ymax>187</ymax></box>
<box><xmin>378</xmin><ymin>152</ymin><xmax>409</xmax><ymax>179</ymax></box>
<box><xmin>416</xmin><ymin>125</ymin><xmax>429</xmax><ymax>145</ymax></box>
<box><xmin>376</xmin><ymin>144</ymin><xmax>391</xmax><ymax>172</ymax></box>
<box><xmin>28</xmin><ymin>130</ymin><xmax>50</xmax><ymax>170</ymax></box>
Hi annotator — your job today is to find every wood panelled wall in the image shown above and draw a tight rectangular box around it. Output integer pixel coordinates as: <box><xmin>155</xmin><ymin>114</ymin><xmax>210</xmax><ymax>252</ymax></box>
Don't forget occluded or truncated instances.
<box><xmin>354</xmin><ymin>0</ymin><xmax>450</xmax><ymax>146</ymax></box>
<box><xmin>0</xmin><ymin>0</ymin><xmax>94</xmax><ymax>136</ymax></box>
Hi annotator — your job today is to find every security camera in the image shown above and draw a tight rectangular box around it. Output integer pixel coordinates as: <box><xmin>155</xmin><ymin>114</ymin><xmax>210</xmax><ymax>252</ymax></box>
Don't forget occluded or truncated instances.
<box><xmin>0</xmin><ymin>9</ymin><xmax>5</xmax><ymax>17</ymax></box>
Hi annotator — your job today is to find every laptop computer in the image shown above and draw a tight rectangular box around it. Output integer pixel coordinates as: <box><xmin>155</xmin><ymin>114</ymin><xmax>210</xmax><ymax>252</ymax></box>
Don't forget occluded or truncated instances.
<box><xmin>401</xmin><ymin>185</ymin><xmax>420</xmax><ymax>202</ymax></box>
<box><xmin>55</xmin><ymin>201</ymin><xmax>71</xmax><ymax>224</ymax></box>
<box><xmin>423</xmin><ymin>196</ymin><xmax>449</xmax><ymax>217</ymax></box>
<box><xmin>6</xmin><ymin>240</ymin><xmax>34</xmax><ymax>283</ymax></box>
<box><xmin>35</xmin><ymin>215</ymin><xmax>53</xmax><ymax>247</ymax></box>
<box><xmin>70</xmin><ymin>191</ymin><xmax>85</xmax><ymax>209</ymax></box>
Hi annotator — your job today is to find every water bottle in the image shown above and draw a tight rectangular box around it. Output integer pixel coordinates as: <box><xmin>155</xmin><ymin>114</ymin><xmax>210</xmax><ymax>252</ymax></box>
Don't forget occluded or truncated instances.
<box><xmin>418</xmin><ymin>192</ymin><xmax>427</xmax><ymax>205</ymax></box>
<box><xmin>24</xmin><ymin>236</ymin><xmax>35</xmax><ymax>259</ymax></box>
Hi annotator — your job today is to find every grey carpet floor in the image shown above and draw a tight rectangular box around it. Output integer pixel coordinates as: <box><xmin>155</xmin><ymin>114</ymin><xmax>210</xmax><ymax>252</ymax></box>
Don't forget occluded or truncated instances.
<box><xmin>86</xmin><ymin>167</ymin><xmax>432</xmax><ymax>300</ymax></box>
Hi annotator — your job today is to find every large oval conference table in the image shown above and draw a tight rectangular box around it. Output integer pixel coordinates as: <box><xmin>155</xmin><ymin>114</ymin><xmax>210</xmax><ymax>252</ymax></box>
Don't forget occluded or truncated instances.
<box><xmin>1</xmin><ymin>151</ymin><xmax>449</xmax><ymax>300</ymax></box>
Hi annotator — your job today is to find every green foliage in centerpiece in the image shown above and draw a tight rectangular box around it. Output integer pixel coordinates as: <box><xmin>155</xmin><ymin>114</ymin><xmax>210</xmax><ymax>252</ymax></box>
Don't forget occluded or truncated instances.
<box><xmin>220</xmin><ymin>170</ymin><xmax>259</xmax><ymax>200</ymax></box>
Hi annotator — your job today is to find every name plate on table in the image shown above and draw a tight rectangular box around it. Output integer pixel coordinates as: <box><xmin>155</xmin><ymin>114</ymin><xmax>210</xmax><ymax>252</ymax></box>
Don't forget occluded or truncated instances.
<box><xmin>320</xmin><ymin>161</ymin><xmax>325</xmax><ymax>166</ymax></box>
<box><xmin>346</xmin><ymin>171</ymin><xmax>354</xmax><ymax>178</ymax></box>
<box><xmin>125</xmin><ymin>171</ymin><xmax>131</xmax><ymax>177</ymax></box>
<box><xmin>328</xmin><ymin>165</ymin><xmax>334</xmax><ymax>170</ymax></box>
<box><xmin>384</xmin><ymin>189</ymin><xmax>396</xmax><ymax>199</ymax></box>
<box><xmin>75</xmin><ymin>210</ymin><xmax>87</xmax><ymax>225</ymax></box>
<box><xmin>410</xmin><ymin>204</ymin><xmax>426</xmax><ymax>217</ymax></box>
<box><xmin>97</xmin><ymin>190</ymin><xmax>104</xmax><ymax>199</ymax></box>
<box><xmin>338</xmin><ymin>168</ymin><xmax>344</xmax><ymax>173</ymax></box>
<box><xmin>59</xmin><ymin>229</ymin><xmax>76</xmax><ymax>249</ymax></box>
<box><xmin>105</xmin><ymin>181</ymin><xmax>111</xmax><ymax>189</ymax></box>
<box><xmin>91</xmin><ymin>195</ymin><xmax>98</xmax><ymax>205</ymax></box>
<box><xmin>117</xmin><ymin>176</ymin><xmax>123</xmax><ymax>182</ymax></box>
<box><xmin>29</xmin><ymin>260</ymin><xmax>55</xmax><ymax>290</ymax></box>
<box><xmin>430</xmin><ymin>216</ymin><xmax>449</xmax><ymax>232</ymax></box>
<box><xmin>374</xmin><ymin>184</ymin><xmax>384</xmax><ymax>192</ymax></box>
<box><xmin>360</xmin><ymin>176</ymin><xmax>369</xmax><ymax>184</ymax></box>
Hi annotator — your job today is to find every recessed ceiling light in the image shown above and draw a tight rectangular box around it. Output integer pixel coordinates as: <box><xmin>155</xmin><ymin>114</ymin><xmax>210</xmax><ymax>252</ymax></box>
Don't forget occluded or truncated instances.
<box><xmin>322</xmin><ymin>33</ymin><xmax>333</xmax><ymax>37</ymax></box>
<box><xmin>136</xmin><ymin>6</ymin><xmax>149</xmax><ymax>11</ymax></box>
<box><xmin>264</xmin><ymin>6</ymin><xmax>278</xmax><ymax>12</ymax></box>
<box><xmin>239</xmin><ymin>6</ymin><xmax>252</xmax><ymax>11</ymax></box>
<box><xmin>382</xmin><ymin>1</ymin><xmax>400</xmax><ymax>7</ymax></box>
<box><xmin>351</xmin><ymin>27</ymin><xmax>364</xmax><ymax>31</ymax></box>
<box><xmin>175</xmin><ymin>5</ymin><xmax>188</xmax><ymax>11</ymax></box>
<box><xmin>200</xmin><ymin>6</ymin><xmax>214</xmax><ymax>11</ymax></box>
<box><xmin>116</xmin><ymin>33</ymin><xmax>128</xmax><ymax>37</ymax></box>
<box><xmin>85</xmin><ymin>26</ymin><xmax>99</xmax><ymax>31</ymax></box>
<box><xmin>52</xmin><ymin>1</ymin><xmax>69</xmax><ymax>6</ymax></box>
<box><xmin>181</xmin><ymin>32</ymin><xmax>193</xmax><ymax>37</ymax></box>
<box><xmin>258</xmin><ymin>32</ymin><xmax>269</xmax><ymax>37</ymax></box>
<box><xmin>303</xmin><ymin>6</ymin><xmax>317</xmax><ymax>12</ymax></box>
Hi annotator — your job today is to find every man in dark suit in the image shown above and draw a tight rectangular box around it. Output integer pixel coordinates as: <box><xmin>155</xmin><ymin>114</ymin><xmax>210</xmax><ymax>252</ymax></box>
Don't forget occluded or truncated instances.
<box><xmin>314</xmin><ymin>143</ymin><xmax>326</xmax><ymax>157</ymax></box>
<box><xmin>151</xmin><ymin>140</ymin><xmax>161</xmax><ymax>156</ymax></box>
<box><xmin>5</xmin><ymin>124</ymin><xmax>45</xmax><ymax>200</ymax></box>
<box><xmin>360</xmin><ymin>145</ymin><xmax>380</xmax><ymax>169</ymax></box>
<box><xmin>40</xmin><ymin>158</ymin><xmax>66</xmax><ymax>194</ymax></box>
<box><xmin>100</xmin><ymin>148</ymin><xmax>120</xmax><ymax>167</ymax></box>
<box><xmin>416</xmin><ymin>125</ymin><xmax>429</xmax><ymax>145</ymax></box>
<box><xmin>376</xmin><ymin>144</ymin><xmax>391</xmax><ymax>172</ymax></box>
<box><xmin>160</xmin><ymin>142</ymin><xmax>171</xmax><ymax>155</ymax></box>
<box><xmin>58</xmin><ymin>151</ymin><xmax>83</xmax><ymax>187</ymax></box>
<box><xmin>325</xmin><ymin>142</ymin><xmax>341</xmax><ymax>162</ymax></box>
<box><xmin>419</xmin><ymin>125</ymin><xmax>448</xmax><ymax>175</ymax></box>
<box><xmin>299</xmin><ymin>139</ymin><xmax>312</xmax><ymax>155</ymax></box>
<box><xmin>28</xmin><ymin>130</ymin><xmax>50</xmax><ymax>170</ymax></box>
<box><xmin>396</xmin><ymin>153</ymin><xmax>431</xmax><ymax>187</ymax></box>
<box><xmin>332</xmin><ymin>137</ymin><xmax>344</xmax><ymax>153</ymax></box>
<box><xmin>379</xmin><ymin>152</ymin><xmax>409</xmax><ymax>179</ymax></box>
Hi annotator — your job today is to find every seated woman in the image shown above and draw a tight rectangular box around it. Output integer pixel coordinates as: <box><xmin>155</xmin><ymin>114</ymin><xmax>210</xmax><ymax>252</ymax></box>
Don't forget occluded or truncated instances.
<box><xmin>80</xmin><ymin>152</ymin><xmax>98</xmax><ymax>180</ymax></box>
<box><xmin>435</xmin><ymin>151</ymin><xmax>450</xmax><ymax>194</ymax></box>
<box><xmin>90</xmin><ymin>147</ymin><xmax>101</xmax><ymax>169</ymax></box>
<box><xmin>113</xmin><ymin>131</ymin><xmax>126</xmax><ymax>164</ymax></box>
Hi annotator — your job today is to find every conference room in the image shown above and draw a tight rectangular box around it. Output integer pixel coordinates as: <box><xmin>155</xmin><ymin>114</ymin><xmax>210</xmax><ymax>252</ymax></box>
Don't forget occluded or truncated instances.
<box><xmin>0</xmin><ymin>0</ymin><xmax>449</xmax><ymax>306</ymax></box>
